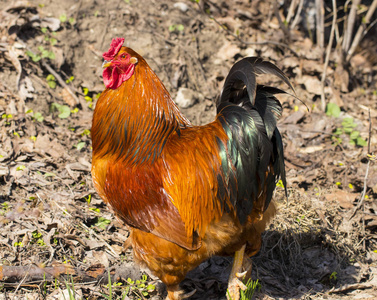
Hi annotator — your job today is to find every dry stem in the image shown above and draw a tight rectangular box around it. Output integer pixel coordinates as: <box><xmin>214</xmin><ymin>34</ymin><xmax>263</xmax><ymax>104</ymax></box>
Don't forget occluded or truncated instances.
<box><xmin>320</xmin><ymin>0</ymin><xmax>337</xmax><ymax>111</ymax></box>
<box><xmin>349</xmin><ymin>109</ymin><xmax>373</xmax><ymax>220</ymax></box>
<box><xmin>315</xmin><ymin>0</ymin><xmax>325</xmax><ymax>52</ymax></box>
<box><xmin>273</xmin><ymin>1</ymin><xmax>291</xmax><ymax>42</ymax></box>
<box><xmin>286</xmin><ymin>0</ymin><xmax>299</xmax><ymax>24</ymax></box>
<box><xmin>346</xmin><ymin>0</ymin><xmax>377</xmax><ymax>61</ymax></box>
<box><xmin>290</xmin><ymin>0</ymin><xmax>304</xmax><ymax>29</ymax></box>
<box><xmin>342</xmin><ymin>0</ymin><xmax>361</xmax><ymax>52</ymax></box>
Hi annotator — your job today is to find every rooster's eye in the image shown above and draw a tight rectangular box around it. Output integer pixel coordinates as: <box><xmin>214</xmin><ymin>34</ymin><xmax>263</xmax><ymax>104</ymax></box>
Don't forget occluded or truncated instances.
<box><xmin>121</xmin><ymin>54</ymin><xmax>126</xmax><ymax>59</ymax></box>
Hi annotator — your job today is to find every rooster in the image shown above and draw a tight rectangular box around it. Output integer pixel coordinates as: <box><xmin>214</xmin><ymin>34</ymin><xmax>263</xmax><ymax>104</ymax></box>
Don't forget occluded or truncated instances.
<box><xmin>92</xmin><ymin>38</ymin><xmax>293</xmax><ymax>300</ymax></box>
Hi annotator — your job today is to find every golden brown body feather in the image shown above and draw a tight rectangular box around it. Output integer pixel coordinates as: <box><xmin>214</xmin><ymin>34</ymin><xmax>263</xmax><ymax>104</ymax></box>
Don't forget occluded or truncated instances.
<box><xmin>130</xmin><ymin>201</ymin><xmax>276</xmax><ymax>288</ymax></box>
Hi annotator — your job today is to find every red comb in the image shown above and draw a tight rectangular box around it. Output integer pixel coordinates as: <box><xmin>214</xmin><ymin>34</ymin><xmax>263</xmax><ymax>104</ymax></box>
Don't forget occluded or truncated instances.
<box><xmin>102</xmin><ymin>38</ymin><xmax>125</xmax><ymax>61</ymax></box>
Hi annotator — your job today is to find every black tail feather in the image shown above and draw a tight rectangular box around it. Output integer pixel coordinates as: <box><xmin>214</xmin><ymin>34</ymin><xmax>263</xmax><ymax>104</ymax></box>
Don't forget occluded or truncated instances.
<box><xmin>219</xmin><ymin>57</ymin><xmax>295</xmax><ymax>107</ymax></box>
<box><xmin>216</xmin><ymin>57</ymin><xmax>291</xmax><ymax>223</ymax></box>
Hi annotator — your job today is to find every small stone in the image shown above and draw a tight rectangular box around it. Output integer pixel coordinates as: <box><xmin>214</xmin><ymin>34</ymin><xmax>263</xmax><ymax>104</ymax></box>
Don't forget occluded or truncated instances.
<box><xmin>175</xmin><ymin>88</ymin><xmax>198</xmax><ymax>108</ymax></box>
<box><xmin>173</xmin><ymin>2</ymin><xmax>189</xmax><ymax>13</ymax></box>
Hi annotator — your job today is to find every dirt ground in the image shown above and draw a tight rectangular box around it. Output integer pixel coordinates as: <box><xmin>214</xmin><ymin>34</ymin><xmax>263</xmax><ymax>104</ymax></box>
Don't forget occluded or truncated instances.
<box><xmin>0</xmin><ymin>0</ymin><xmax>376</xmax><ymax>299</ymax></box>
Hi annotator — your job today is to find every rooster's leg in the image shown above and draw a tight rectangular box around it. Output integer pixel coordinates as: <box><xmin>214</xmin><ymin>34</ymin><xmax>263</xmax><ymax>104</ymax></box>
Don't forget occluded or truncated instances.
<box><xmin>227</xmin><ymin>244</ymin><xmax>247</xmax><ymax>300</ymax></box>
<box><xmin>166</xmin><ymin>285</ymin><xmax>196</xmax><ymax>300</ymax></box>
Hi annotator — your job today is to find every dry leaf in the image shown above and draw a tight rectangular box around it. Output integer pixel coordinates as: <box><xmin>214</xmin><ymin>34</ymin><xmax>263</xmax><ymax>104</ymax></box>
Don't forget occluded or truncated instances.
<box><xmin>85</xmin><ymin>263</ymin><xmax>106</xmax><ymax>278</ymax></box>
<box><xmin>216</xmin><ymin>42</ymin><xmax>240</xmax><ymax>61</ymax></box>
<box><xmin>334</xmin><ymin>64</ymin><xmax>349</xmax><ymax>93</ymax></box>
<box><xmin>0</xmin><ymin>166</ymin><xmax>9</xmax><ymax>177</ymax></box>
<box><xmin>282</xmin><ymin>110</ymin><xmax>305</xmax><ymax>124</ymax></box>
<box><xmin>300</xmin><ymin>75</ymin><xmax>322</xmax><ymax>95</ymax></box>
<box><xmin>324</xmin><ymin>191</ymin><xmax>358</xmax><ymax>209</ymax></box>
<box><xmin>93</xmin><ymin>251</ymin><xmax>109</xmax><ymax>268</ymax></box>
<box><xmin>19</xmin><ymin>76</ymin><xmax>34</xmax><ymax>100</ymax></box>
<box><xmin>61</xmin><ymin>87</ymin><xmax>76</xmax><ymax>107</ymax></box>
<box><xmin>299</xmin><ymin>145</ymin><xmax>325</xmax><ymax>154</ymax></box>
<box><xmin>66</xmin><ymin>162</ymin><xmax>90</xmax><ymax>172</ymax></box>
<box><xmin>35</xmin><ymin>135</ymin><xmax>66</xmax><ymax>158</ymax></box>
<box><xmin>40</xmin><ymin>17</ymin><xmax>61</xmax><ymax>32</ymax></box>
<box><xmin>51</xmin><ymin>46</ymin><xmax>65</xmax><ymax>69</ymax></box>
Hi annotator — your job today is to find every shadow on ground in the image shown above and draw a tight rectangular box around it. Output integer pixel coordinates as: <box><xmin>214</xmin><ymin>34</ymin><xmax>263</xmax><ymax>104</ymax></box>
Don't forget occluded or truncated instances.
<box><xmin>169</xmin><ymin>229</ymin><xmax>364</xmax><ymax>300</ymax></box>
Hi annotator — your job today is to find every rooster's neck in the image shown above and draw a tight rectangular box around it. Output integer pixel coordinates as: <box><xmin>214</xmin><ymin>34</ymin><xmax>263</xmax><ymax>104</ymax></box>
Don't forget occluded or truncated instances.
<box><xmin>92</xmin><ymin>62</ymin><xmax>190</xmax><ymax>164</ymax></box>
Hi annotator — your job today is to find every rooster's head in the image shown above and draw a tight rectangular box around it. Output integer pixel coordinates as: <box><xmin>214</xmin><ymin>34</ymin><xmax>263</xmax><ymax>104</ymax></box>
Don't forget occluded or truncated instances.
<box><xmin>102</xmin><ymin>37</ymin><xmax>138</xmax><ymax>89</ymax></box>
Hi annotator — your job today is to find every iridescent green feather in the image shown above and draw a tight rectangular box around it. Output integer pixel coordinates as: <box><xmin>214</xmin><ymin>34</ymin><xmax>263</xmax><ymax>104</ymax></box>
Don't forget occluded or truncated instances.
<box><xmin>216</xmin><ymin>57</ymin><xmax>292</xmax><ymax>224</ymax></box>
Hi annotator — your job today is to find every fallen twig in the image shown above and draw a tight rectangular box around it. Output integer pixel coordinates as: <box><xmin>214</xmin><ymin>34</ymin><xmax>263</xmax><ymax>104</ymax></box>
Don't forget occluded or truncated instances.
<box><xmin>41</xmin><ymin>60</ymin><xmax>80</xmax><ymax>106</ymax></box>
<box><xmin>0</xmin><ymin>263</ymin><xmax>106</xmax><ymax>285</ymax></box>
<box><xmin>329</xmin><ymin>281</ymin><xmax>375</xmax><ymax>293</ymax></box>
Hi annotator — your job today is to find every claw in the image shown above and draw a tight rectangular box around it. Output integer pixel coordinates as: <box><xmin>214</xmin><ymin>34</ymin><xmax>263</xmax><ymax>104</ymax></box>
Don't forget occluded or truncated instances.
<box><xmin>236</xmin><ymin>271</ymin><xmax>247</xmax><ymax>279</ymax></box>
<box><xmin>166</xmin><ymin>286</ymin><xmax>196</xmax><ymax>300</ymax></box>
<box><xmin>227</xmin><ymin>277</ymin><xmax>247</xmax><ymax>300</ymax></box>
<box><xmin>227</xmin><ymin>244</ymin><xmax>247</xmax><ymax>300</ymax></box>
<box><xmin>181</xmin><ymin>288</ymin><xmax>197</xmax><ymax>299</ymax></box>
<box><xmin>235</xmin><ymin>278</ymin><xmax>247</xmax><ymax>290</ymax></box>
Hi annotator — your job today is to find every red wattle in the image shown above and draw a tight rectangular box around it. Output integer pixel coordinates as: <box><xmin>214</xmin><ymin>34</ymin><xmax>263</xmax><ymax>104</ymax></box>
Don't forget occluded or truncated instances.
<box><xmin>103</xmin><ymin>64</ymin><xmax>135</xmax><ymax>90</ymax></box>
<box><xmin>103</xmin><ymin>67</ymin><xmax>120</xmax><ymax>89</ymax></box>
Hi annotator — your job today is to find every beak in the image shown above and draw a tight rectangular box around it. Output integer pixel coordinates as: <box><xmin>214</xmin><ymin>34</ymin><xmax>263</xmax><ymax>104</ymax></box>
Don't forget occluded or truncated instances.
<box><xmin>102</xmin><ymin>60</ymin><xmax>111</xmax><ymax>68</ymax></box>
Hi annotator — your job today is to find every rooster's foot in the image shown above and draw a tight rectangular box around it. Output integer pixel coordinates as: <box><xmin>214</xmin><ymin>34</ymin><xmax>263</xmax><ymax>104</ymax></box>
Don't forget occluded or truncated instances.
<box><xmin>226</xmin><ymin>244</ymin><xmax>248</xmax><ymax>300</ymax></box>
<box><xmin>166</xmin><ymin>286</ymin><xmax>196</xmax><ymax>300</ymax></box>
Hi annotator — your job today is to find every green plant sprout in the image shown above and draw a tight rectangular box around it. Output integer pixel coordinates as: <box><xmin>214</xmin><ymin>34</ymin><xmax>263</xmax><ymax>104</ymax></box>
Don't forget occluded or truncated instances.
<box><xmin>14</xmin><ymin>241</ymin><xmax>23</xmax><ymax>247</ymax></box>
<box><xmin>326</xmin><ymin>102</ymin><xmax>340</xmax><ymax>117</ymax></box>
<box><xmin>1</xmin><ymin>202</ymin><xmax>9</xmax><ymax>216</ymax></box>
<box><xmin>276</xmin><ymin>179</ymin><xmax>285</xmax><ymax>188</ymax></box>
<box><xmin>75</xmin><ymin>141</ymin><xmax>86</xmax><ymax>150</ymax></box>
<box><xmin>123</xmin><ymin>274</ymin><xmax>155</xmax><ymax>298</ymax></box>
<box><xmin>51</xmin><ymin>103</ymin><xmax>71</xmax><ymax>119</ymax></box>
<box><xmin>32</xmin><ymin>112</ymin><xmax>44</xmax><ymax>122</ymax></box>
<box><xmin>81</xmin><ymin>129</ymin><xmax>91</xmax><ymax>136</ymax></box>
<box><xmin>95</xmin><ymin>217</ymin><xmax>111</xmax><ymax>230</ymax></box>
<box><xmin>66</xmin><ymin>76</ymin><xmax>75</xmax><ymax>83</ymax></box>
<box><xmin>59</xmin><ymin>14</ymin><xmax>67</xmax><ymax>22</ymax></box>
<box><xmin>169</xmin><ymin>24</ymin><xmax>185</xmax><ymax>32</ymax></box>
<box><xmin>85</xmin><ymin>194</ymin><xmax>92</xmax><ymax>205</ymax></box>
<box><xmin>227</xmin><ymin>279</ymin><xmax>261</xmax><ymax>300</ymax></box>
<box><xmin>82</xmin><ymin>87</ymin><xmax>96</xmax><ymax>108</ymax></box>
<box><xmin>64</xmin><ymin>274</ymin><xmax>76</xmax><ymax>300</ymax></box>
<box><xmin>330</xmin><ymin>271</ymin><xmax>338</xmax><ymax>281</ymax></box>
<box><xmin>38</xmin><ymin>45</ymin><xmax>55</xmax><ymax>59</ymax></box>
<box><xmin>89</xmin><ymin>207</ymin><xmax>100</xmax><ymax>213</ymax></box>
<box><xmin>16</xmin><ymin>165</ymin><xmax>26</xmax><ymax>171</ymax></box>
<box><xmin>32</xmin><ymin>231</ymin><xmax>46</xmax><ymax>246</ymax></box>
<box><xmin>46</xmin><ymin>74</ymin><xmax>57</xmax><ymax>88</ymax></box>
<box><xmin>327</xmin><ymin>103</ymin><xmax>367</xmax><ymax>147</ymax></box>
<box><xmin>2</xmin><ymin>113</ymin><xmax>12</xmax><ymax>125</ymax></box>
